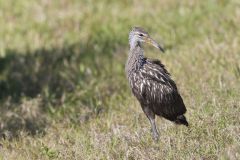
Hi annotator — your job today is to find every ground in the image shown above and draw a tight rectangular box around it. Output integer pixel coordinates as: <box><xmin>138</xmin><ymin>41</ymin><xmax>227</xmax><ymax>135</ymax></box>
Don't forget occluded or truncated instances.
<box><xmin>0</xmin><ymin>0</ymin><xmax>239</xmax><ymax>159</ymax></box>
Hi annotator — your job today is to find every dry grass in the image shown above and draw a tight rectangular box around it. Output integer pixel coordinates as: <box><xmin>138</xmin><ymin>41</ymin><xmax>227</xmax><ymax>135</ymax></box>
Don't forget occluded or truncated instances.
<box><xmin>0</xmin><ymin>0</ymin><xmax>239</xmax><ymax>159</ymax></box>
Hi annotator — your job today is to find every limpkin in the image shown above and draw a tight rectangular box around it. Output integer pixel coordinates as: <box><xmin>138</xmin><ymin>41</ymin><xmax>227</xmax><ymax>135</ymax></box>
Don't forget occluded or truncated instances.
<box><xmin>125</xmin><ymin>27</ymin><xmax>188</xmax><ymax>141</ymax></box>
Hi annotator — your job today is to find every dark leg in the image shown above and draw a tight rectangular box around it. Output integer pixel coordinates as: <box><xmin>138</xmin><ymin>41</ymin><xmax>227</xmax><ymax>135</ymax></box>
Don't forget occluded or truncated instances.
<box><xmin>150</xmin><ymin>117</ymin><xmax>159</xmax><ymax>141</ymax></box>
<box><xmin>141</xmin><ymin>105</ymin><xmax>159</xmax><ymax>141</ymax></box>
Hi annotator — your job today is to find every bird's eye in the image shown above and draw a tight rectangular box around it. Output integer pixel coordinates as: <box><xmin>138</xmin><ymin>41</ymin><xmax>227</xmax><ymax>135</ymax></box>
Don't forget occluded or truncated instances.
<box><xmin>139</xmin><ymin>33</ymin><xmax>144</xmax><ymax>37</ymax></box>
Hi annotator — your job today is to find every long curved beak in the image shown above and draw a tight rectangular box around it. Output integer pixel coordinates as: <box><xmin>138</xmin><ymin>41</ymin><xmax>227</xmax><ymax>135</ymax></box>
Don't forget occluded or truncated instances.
<box><xmin>146</xmin><ymin>37</ymin><xmax>165</xmax><ymax>53</ymax></box>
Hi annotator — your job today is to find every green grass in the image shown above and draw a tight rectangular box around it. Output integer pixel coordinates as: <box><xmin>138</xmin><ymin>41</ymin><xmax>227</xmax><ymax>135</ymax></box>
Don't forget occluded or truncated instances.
<box><xmin>0</xmin><ymin>0</ymin><xmax>239</xmax><ymax>159</ymax></box>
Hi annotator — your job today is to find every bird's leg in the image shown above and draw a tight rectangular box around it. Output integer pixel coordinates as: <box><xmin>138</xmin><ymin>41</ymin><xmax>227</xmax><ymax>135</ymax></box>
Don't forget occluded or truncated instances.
<box><xmin>149</xmin><ymin>118</ymin><xmax>159</xmax><ymax>141</ymax></box>
<box><xmin>141</xmin><ymin>106</ymin><xmax>159</xmax><ymax>141</ymax></box>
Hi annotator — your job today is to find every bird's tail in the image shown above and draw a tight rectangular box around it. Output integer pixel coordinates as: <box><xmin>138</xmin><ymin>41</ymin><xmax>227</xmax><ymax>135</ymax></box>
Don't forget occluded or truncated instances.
<box><xmin>175</xmin><ymin>115</ymin><xmax>188</xmax><ymax>126</ymax></box>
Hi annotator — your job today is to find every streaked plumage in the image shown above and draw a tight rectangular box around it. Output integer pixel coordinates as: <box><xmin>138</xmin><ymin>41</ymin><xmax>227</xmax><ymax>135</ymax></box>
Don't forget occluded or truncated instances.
<box><xmin>125</xmin><ymin>27</ymin><xmax>188</xmax><ymax>141</ymax></box>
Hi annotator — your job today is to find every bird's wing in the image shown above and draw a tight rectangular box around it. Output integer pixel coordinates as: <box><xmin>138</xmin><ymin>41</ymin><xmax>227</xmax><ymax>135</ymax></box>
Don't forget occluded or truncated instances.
<box><xmin>140</xmin><ymin>58</ymin><xmax>177</xmax><ymax>89</ymax></box>
<box><xmin>133</xmin><ymin>58</ymin><xmax>186</xmax><ymax>119</ymax></box>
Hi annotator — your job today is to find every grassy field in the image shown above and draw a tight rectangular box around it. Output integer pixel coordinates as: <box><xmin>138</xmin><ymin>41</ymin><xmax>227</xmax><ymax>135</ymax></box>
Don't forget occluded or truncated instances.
<box><xmin>0</xmin><ymin>0</ymin><xmax>239</xmax><ymax>159</ymax></box>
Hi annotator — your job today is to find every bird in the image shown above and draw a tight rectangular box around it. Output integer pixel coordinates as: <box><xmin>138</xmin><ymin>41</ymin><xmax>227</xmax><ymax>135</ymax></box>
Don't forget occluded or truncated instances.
<box><xmin>125</xmin><ymin>27</ymin><xmax>188</xmax><ymax>141</ymax></box>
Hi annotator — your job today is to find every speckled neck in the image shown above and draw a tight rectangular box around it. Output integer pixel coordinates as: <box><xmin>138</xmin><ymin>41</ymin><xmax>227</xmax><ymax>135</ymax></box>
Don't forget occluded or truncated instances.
<box><xmin>125</xmin><ymin>44</ymin><xmax>145</xmax><ymax>77</ymax></box>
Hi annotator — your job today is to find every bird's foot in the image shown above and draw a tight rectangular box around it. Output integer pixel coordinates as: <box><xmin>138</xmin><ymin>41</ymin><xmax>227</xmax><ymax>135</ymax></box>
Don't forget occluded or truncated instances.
<box><xmin>152</xmin><ymin>132</ymin><xmax>159</xmax><ymax>142</ymax></box>
<box><xmin>151</xmin><ymin>129</ymin><xmax>159</xmax><ymax>142</ymax></box>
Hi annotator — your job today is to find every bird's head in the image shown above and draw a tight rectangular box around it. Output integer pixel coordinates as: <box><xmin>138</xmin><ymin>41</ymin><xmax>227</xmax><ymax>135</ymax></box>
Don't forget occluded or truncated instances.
<box><xmin>129</xmin><ymin>27</ymin><xmax>164</xmax><ymax>52</ymax></box>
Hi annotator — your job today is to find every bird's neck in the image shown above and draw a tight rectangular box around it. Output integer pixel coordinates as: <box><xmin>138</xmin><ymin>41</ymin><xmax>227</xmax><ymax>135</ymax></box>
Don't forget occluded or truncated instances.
<box><xmin>126</xmin><ymin>44</ymin><xmax>145</xmax><ymax>74</ymax></box>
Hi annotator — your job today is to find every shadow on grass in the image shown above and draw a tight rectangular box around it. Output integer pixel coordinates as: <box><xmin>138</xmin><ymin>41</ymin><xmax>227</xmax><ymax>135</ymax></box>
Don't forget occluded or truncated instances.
<box><xmin>0</xmin><ymin>42</ymin><xmax>117</xmax><ymax>139</ymax></box>
<box><xmin>1</xmin><ymin>45</ymin><xmax>83</xmax><ymax>101</ymax></box>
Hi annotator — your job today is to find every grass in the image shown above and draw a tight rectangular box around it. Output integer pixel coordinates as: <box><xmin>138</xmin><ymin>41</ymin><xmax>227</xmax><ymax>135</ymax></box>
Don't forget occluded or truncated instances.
<box><xmin>0</xmin><ymin>0</ymin><xmax>239</xmax><ymax>159</ymax></box>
